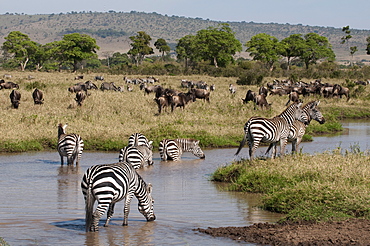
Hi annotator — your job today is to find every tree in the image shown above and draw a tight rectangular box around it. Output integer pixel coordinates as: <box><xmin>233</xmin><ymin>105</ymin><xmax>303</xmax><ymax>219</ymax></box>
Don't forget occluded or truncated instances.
<box><xmin>366</xmin><ymin>37</ymin><xmax>370</xmax><ymax>55</ymax></box>
<box><xmin>300</xmin><ymin>33</ymin><xmax>335</xmax><ymax>69</ymax></box>
<box><xmin>341</xmin><ymin>26</ymin><xmax>357</xmax><ymax>66</ymax></box>
<box><xmin>280</xmin><ymin>34</ymin><xmax>306</xmax><ymax>70</ymax></box>
<box><xmin>245</xmin><ymin>33</ymin><xmax>283</xmax><ymax>71</ymax></box>
<box><xmin>2</xmin><ymin>31</ymin><xmax>38</xmax><ymax>71</ymax></box>
<box><xmin>176</xmin><ymin>34</ymin><xmax>197</xmax><ymax>69</ymax></box>
<box><xmin>193</xmin><ymin>24</ymin><xmax>242</xmax><ymax>67</ymax></box>
<box><xmin>128</xmin><ymin>31</ymin><xmax>154</xmax><ymax>66</ymax></box>
<box><xmin>47</xmin><ymin>33</ymin><xmax>99</xmax><ymax>72</ymax></box>
<box><xmin>154</xmin><ymin>38</ymin><xmax>170</xmax><ymax>59</ymax></box>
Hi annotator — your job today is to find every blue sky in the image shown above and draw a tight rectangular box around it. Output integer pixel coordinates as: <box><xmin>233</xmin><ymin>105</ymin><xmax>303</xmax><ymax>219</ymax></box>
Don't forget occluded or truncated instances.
<box><xmin>2</xmin><ymin>0</ymin><xmax>370</xmax><ymax>30</ymax></box>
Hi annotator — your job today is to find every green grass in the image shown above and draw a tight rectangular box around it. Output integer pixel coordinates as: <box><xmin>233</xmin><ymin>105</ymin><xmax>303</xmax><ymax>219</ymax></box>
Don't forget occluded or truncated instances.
<box><xmin>212</xmin><ymin>149</ymin><xmax>370</xmax><ymax>222</ymax></box>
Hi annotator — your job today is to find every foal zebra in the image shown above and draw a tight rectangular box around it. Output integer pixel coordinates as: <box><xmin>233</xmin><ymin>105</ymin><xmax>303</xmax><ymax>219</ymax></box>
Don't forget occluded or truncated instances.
<box><xmin>118</xmin><ymin>145</ymin><xmax>153</xmax><ymax>169</ymax></box>
<box><xmin>235</xmin><ymin>102</ymin><xmax>307</xmax><ymax>160</ymax></box>
<box><xmin>57</xmin><ymin>123</ymin><xmax>84</xmax><ymax>165</ymax></box>
<box><xmin>81</xmin><ymin>161</ymin><xmax>156</xmax><ymax>232</ymax></box>
<box><xmin>159</xmin><ymin>138</ymin><xmax>205</xmax><ymax>161</ymax></box>
<box><xmin>266</xmin><ymin>101</ymin><xmax>325</xmax><ymax>154</ymax></box>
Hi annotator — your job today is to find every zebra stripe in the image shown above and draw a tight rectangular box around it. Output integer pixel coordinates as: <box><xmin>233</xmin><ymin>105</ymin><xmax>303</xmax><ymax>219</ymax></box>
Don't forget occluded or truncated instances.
<box><xmin>159</xmin><ymin>138</ymin><xmax>205</xmax><ymax>161</ymax></box>
<box><xmin>57</xmin><ymin>123</ymin><xmax>84</xmax><ymax>165</ymax></box>
<box><xmin>128</xmin><ymin>133</ymin><xmax>153</xmax><ymax>149</ymax></box>
<box><xmin>81</xmin><ymin>161</ymin><xmax>156</xmax><ymax>232</ymax></box>
<box><xmin>302</xmin><ymin>101</ymin><xmax>325</xmax><ymax>125</ymax></box>
<box><xmin>235</xmin><ymin>102</ymin><xmax>306</xmax><ymax>160</ymax></box>
<box><xmin>118</xmin><ymin>145</ymin><xmax>153</xmax><ymax>169</ymax></box>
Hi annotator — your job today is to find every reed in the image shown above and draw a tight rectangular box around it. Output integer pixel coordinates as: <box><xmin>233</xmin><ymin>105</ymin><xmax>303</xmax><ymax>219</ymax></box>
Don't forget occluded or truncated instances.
<box><xmin>0</xmin><ymin>71</ymin><xmax>362</xmax><ymax>152</ymax></box>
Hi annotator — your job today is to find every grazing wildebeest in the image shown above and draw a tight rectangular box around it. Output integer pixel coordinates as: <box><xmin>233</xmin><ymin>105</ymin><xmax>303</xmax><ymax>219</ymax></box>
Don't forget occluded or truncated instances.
<box><xmin>68</xmin><ymin>84</ymin><xmax>87</xmax><ymax>93</ymax></box>
<box><xmin>95</xmin><ymin>76</ymin><xmax>104</xmax><ymax>81</ymax></box>
<box><xmin>333</xmin><ymin>84</ymin><xmax>350</xmax><ymax>101</ymax></box>
<box><xmin>144</xmin><ymin>85</ymin><xmax>162</xmax><ymax>96</ymax></box>
<box><xmin>100</xmin><ymin>82</ymin><xmax>118</xmax><ymax>91</ymax></box>
<box><xmin>10</xmin><ymin>90</ymin><xmax>21</xmax><ymax>108</ymax></box>
<box><xmin>0</xmin><ymin>81</ymin><xmax>19</xmax><ymax>90</ymax></box>
<box><xmin>254</xmin><ymin>93</ymin><xmax>270</xmax><ymax>110</ymax></box>
<box><xmin>75</xmin><ymin>80</ymin><xmax>98</xmax><ymax>90</ymax></box>
<box><xmin>154</xmin><ymin>95</ymin><xmax>169</xmax><ymax>114</ymax></box>
<box><xmin>75</xmin><ymin>91</ymin><xmax>86</xmax><ymax>106</ymax></box>
<box><xmin>32</xmin><ymin>88</ymin><xmax>44</xmax><ymax>104</ymax></box>
<box><xmin>269</xmin><ymin>88</ymin><xmax>288</xmax><ymax>96</ymax></box>
<box><xmin>189</xmin><ymin>88</ymin><xmax>210</xmax><ymax>102</ymax></box>
<box><xmin>285</xmin><ymin>91</ymin><xmax>300</xmax><ymax>106</ymax></box>
<box><xmin>169</xmin><ymin>92</ymin><xmax>194</xmax><ymax>112</ymax></box>
<box><xmin>242</xmin><ymin>90</ymin><xmax>257</xmax><ymax>104</ymax></box>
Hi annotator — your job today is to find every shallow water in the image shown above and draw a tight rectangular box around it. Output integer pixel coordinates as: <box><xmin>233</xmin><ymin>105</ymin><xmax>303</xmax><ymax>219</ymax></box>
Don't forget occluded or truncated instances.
<box><xmin>1</xmin><ymin>120</ymin><xmax>369</xmax><ymax>246</ymax></box>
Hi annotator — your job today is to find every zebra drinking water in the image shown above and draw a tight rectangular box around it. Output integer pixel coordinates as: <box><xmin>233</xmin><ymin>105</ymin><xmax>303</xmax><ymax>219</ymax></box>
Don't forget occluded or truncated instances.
<box><xmin>118</xmin><ymin>145</ymin><xmax>153</xmax><ymax>168</ymax></box>
<box><xmin>57</xmin><ymin>123</ymin><xmax>84</xmax><ymax>165</ymax></box>
<box><xmin>81</xmin><ymin>161</ymin><xmax>156</xmax><ymax>232</ymax></box>
<box><xmin>159</xmin><ymin>138</ymin><xmax>205</xmax><ymax>161</ymax></box>
<box><xmin>235</xmin><ymin>102</ymin><xmax>307</xmax><ymax>160</ymax></box>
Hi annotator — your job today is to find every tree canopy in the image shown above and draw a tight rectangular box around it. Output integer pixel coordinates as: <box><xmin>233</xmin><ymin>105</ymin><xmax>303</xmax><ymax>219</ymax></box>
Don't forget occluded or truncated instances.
<box><xmin>128</xmin><ymin>31</ymin><xmax>154</xmax><ymax>66</ymax></box>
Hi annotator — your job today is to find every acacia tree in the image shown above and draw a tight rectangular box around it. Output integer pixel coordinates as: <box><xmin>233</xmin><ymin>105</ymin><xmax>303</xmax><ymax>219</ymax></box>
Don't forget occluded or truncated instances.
<box><xmin>193</xmin><ymin>24</ymin><xmax>242</xmax><ymax>67</ymax></box>
<box><xmin>245</xmin><ymin>33</ymin><xmax>283</xmax><ymax>71</ymax></box>
<box><xmin>46</xmin><ymin>33</ymin><xmax>99</xmax><ymax>72</ymax></box>
<box><xmin>341</xmin><ymin>26</ymin><xmax>358</xmax><ymax>66</ymax></box>
<box><xmin>280</xmin><ymin>34</ymin><xmax>305</xmax><ymax>70</ymax></box>
<box><xmin>154</xmin><ymin>38</ymin><xmax>170</xmax><ymax>59</ymax></box>
<box><xmin>366</xmin><ymin>36</ymin><xmax>370</xmax><ymax>56</ymax></box>
<box><xmin>128</xmin><ymin>31</ymin><xmax>154</xmax><ymax>66</ymax></box>
<box><xmin>300</xmin><ymin>33</ymin><xmax>335</xmax><ymax>69</ymax></box>
<box><xmin>2</xmin><ymin>31</ymin><xmax>38</xmax><ymax>71</ymax></box>
<box><xmin>176</xmin><ymin>34</ymin><xmax>197</xmax><ymax>69</ymax></box>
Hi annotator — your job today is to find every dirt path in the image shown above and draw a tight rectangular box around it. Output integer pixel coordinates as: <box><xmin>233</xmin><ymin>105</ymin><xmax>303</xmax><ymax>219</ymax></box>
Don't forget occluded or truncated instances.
<box><xmin>195</xmin><ymin>219</ymin><xmax>370</xmax><ymax>245</ymax></box>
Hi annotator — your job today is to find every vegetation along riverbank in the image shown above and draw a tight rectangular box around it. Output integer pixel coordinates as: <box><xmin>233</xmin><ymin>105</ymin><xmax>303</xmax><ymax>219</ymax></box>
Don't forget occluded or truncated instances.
<box><xmin>0</xmin><ymin>72</ymin><xmax>362</xmax><ymax>152</ymax></box>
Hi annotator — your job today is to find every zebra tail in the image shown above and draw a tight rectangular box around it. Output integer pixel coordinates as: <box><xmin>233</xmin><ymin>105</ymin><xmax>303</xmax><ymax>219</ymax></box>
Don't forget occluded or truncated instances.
<box><xmin>85</xmin><ymin>184</ymin><xmax>94</xmax><ymax>232</ymax></box>
<box><xmin>235</xmin><ymin>132</ymin><xmax>248</xmax><ymax>155</ymax></box>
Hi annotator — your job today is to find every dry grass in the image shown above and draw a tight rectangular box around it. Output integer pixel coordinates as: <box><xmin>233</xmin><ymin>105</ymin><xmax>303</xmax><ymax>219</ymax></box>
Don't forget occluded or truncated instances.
<box><xmin>0</xmin><ymin>71</ymin><xmax>369</xmax><ymax>151</ymax></box>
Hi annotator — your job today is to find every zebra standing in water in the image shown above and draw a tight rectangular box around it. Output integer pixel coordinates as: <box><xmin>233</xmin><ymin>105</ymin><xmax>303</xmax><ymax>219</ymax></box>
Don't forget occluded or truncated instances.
<box><xmin>265</xmin><ymin>100</ymin><xmax>326</xmax><ymax>154</ymax></box>
<box><xmin>159</xmin><ymin>138</ymin><xmax>205</xmax><ymax>161</ymax></box>
<box><xmin>128</xmin><ymin>133</ymin><xmax>153</xmax><ymax>149</ymax></box>
<box><xmin>81</xmin><ymin>161</ymin><xmax>156</xmax><ymax>232</ymax></box>
<box><xmin>118</xmin><ymin>133</ymin><xmax>154</xmax><ymax>168</ymax></box>
<box><xmin>57</xmin><ymin>123</ymin><xmax>84</xmax><ymax>165</ymax></box>
<box><xmin>235</xmin><ymin>102</ymin><xmax>307</xmax><ymax>160</ymax></box>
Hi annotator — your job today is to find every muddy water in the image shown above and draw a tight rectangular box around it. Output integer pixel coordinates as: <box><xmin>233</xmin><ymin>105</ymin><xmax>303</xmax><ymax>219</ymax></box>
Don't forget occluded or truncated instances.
<box><xmin>1</xmin><ymin>120</ymin><xmax>369</xmax><ymax>246</ymax></box>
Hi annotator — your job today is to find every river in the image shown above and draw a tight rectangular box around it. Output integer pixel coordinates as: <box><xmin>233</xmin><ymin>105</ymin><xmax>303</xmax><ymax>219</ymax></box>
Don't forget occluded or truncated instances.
<box><xmin>0</xmin><ymin>120</ymin><xmax>369</xmax><ymax>246</ymax></box>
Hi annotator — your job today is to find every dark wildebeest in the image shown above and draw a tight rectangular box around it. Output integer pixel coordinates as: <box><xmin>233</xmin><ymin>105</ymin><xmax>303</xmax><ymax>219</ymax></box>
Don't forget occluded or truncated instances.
<box><xmin>0</xmin><ymin>81</ymin><xmax>19</xmax><ymax>90</ymax></box>
<box><xmin>154</xmin><ymin>95</ymin><xmax>169</xmax><ymax>114</ymax></box>
<box><xmin>269</xmin><ymin>88</ymin><xmax>288</xmax><ymax>96</ymax></box>
<box><xmin>10</xmin><ymin>90</ymin><xmax>21</xmax><ymax>109</ymax></box>
<box><xmin>32</xmin><ymin>88</ymin><xmax>44</xmax><ymax>104</ymax></box>
<box><xmin>144</xmin><ymin>85</ymin><xmax>162</xmax><ymax>96</ymax></box>
<box><xmin>253</xmin><ymin>93</ymin><xmax>270</xmax><ymax>110</ymax></box>
<box><xmin>242</xmin><ymin>90</ymin><xmax>257</xmax><ymax>104</ymax></box>
<box><xmin>68</xmin><ymin>84</ymin><xmax>87</xmax><ymax>93</ymax></box>
<box><xmin>95</xmin><ymin>76</ymin><xmax>104</xmax><ymax>81</ymax></box>
<box><xmin>169</xmin><ymin>92</ymin><xmax>195</xmax><ymax>112</ymax></box>
<box><xmin>210</xmin><ymin>84</ymin><xmax>216</xmax><ymax>91</ymax></box>
<box><xmin>76</xmin><ymin>80</ymin><xmax>98</xmax><ymax>90</ymax></box>
<box><xmin>189</xmin><ymin>88</ymin><xmax>210</xmax><ymax>102</ymax></box>
<box><xmin>333</xmin><ymin>84</ymin><xmax>350</xmax><ymax>101</ymax></box>
<box><xmin>285</xmin><ymin>91</ymin><xmax>300</xmax><ymax>106</ymax></box>
<box><xmin>181</xmin><ymin>80</ymin><xmax>194</xmax><ymax>88</ymax></box>
<box><xmin>75</xmin><ymin>91</ymin><xmax>86</xmax><ymax>106</ymax></box>
<box><xmin>100</xmin><ymin>82</ymin><xmax>118</xmax><ymax>91</ymax></box>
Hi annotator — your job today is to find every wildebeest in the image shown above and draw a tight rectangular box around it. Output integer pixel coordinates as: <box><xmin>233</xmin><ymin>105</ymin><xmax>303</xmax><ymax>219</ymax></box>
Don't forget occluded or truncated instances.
<box><xmin>189</xmin><ymin>88</ymin><xmax>210</xmax><ymax>102</ymax></box>
<box><xmin>10</xmin><ymin>90</ymin><xmax>21</xmax><ymax>108</ymax></box>
<box><xmin>75</xmin><ymin>75</ymin><xmax>84</xmax><ymax>80</ymax></box>
<box><xmin>259</xmin><ymin>86</ymin><xmax>268</xmax><ymax>97</ymax></box>
<box><xmin>154</xmin><ymin>95</ymin><xmax>169</xmax><ymax>114</ymax></box>
<box><xmin>32</xmin><ymin>88</ymin><xmax>44</xmax><ymax>104</ymax></box>
<box><xmin>143</xmin><ymin>85</ymin><xmax>162</xmax><ymax>96</ymax></box>
<box><xmin>68</xmin><ymin>84</ymin><xmax>87</xmax><ymax>93</ymax></box>
<box><xmin>75</xmin><ymin>91</ymin><xmax>86</xmax><ymax>106</ymax></box>
<box><xmin>242</xmin><ymin>90</ymin><xmax>257</xmax><ymax>104</ymax></box>
<box><xmin>75</xmin><ymin>81</ymin><xmax>98</xmax><ymax>90</ymax></box>
<box><xmin>285</xmin><ymin>91</ymin><xmax>300</xmax><ymax>106</ymax></box>
<box><xmin>229</xmin><ymin>84</ymin><xmax>237</xmax><ymax>94</ymax></box>
<box><xmin>253</xmin><ymin>93</ymin><xmax>270</xmax><ymax>110</ymax></box>
<box><xmin>169</xmin><ymin>92</ymin><xmax>194</xmax><ymax>112</ymax></box>
<box><xmin>95</xmin><ymin>76</ymin><xmax>104</xmax><ymax>81</ymax></box>
<box><xmin>100</xmin><ymin>82</ymin><xmax>118</xmax><ymax>91</ymax></box>
<box><xmin>333</xmin><ymin>84</ymin><xmax>350</xmax><ymax>101</ymax></box>
<box><xmin>0</xmin><ymin>81</ymin><xmax>19</xmax><ymax>90</ymax></box>
<box><xmin>210</xmin><ymin>84</ymin><xmax>216</xmax><ymax>91</ymax></box>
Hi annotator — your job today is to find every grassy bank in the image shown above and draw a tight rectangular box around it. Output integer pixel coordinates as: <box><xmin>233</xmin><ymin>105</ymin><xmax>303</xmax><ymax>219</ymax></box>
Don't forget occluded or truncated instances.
<box><xmin>212</xmin><ymin>149</ymin><xmax>370</xmax><ymax>222</ymax></box>
<box><xmin>0</xmin><ymin>71</ymin><xmax>366</xmax><ymax>152</ymax></box>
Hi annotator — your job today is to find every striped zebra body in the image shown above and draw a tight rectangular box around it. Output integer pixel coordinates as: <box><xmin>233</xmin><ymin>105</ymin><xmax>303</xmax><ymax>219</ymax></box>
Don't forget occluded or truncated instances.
<box><xmin>235</xmin><ymin>103</ymin><xmax>306</xmax><ymax>160</ymax></box>
<box><xmin>57</xmin><ymin>123</ymin><xmax>84</xmax><ymax>165</ymax></box>
<box><xmin>128</xmin><ymin>133</ymin><xmax>153</xmax><ymax>149</ymax></box>
<box><xmin>81</xmin><ymin>161</ymin><xmax>155</xmax><ymax>232</ymax></box>
<box><xmin>118</xmin><ymin>145</ymin><xmax>153</xmax><ymax>168</ymax></box>
<box><xmin>159</xmin><ymin>138</ymin><xmax>205</xmax><ymax>161</ymax></box>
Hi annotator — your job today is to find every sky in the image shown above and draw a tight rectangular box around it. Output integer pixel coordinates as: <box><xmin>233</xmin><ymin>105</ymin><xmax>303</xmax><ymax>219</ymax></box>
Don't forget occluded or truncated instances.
<box><xmin>2</xmin><ymin>0</ymin><xmax>370</xmax><ymax>30</ymax></box>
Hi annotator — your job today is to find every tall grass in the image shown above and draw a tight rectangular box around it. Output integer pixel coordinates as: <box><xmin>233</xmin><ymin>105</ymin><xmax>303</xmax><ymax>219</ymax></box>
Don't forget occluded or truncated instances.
<box><xmin>0</xmin><ymin>71</ymin><xmax>364</xmax><ymax>152</ymax></box>
<box><xmin>212</xmin><ymin>149</ymin><xmax>370</xmax><ymax>222</ymax></box>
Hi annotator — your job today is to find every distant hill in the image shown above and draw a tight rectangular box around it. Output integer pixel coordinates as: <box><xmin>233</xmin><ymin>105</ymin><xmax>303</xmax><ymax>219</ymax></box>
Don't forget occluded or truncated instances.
<box><xmin>1</xmin><ymin>11</ymin><xmax>370</xmax><ymax>62</ymax></box>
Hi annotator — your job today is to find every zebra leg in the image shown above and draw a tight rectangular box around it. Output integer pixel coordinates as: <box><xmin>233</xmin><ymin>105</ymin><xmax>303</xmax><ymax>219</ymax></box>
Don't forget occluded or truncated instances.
<box><xmin>271</xmin><ymin>143</ymin><xmax>277</xmax><ymax>159</ymax></box>
<box><xmin>291</xmin><ymin>139</ymin><xmax>297</xmax><ymax>153</ymax></box>
<box><xmin>123</xmin><ymin>194</ymin><xmax>134</xmax><ymax>226</ymax></box>
<box><xmin>104</xmin><ymin>203</ymin><xmax>116</xmax><ymax>227</ymax></box>
<box><xmin>91</xmin><ymin>203</ymin><xmax>109</xmax><ymax>231</ymax></box>
<box><xmin>60</xmin><ymin>155</ymin><xmax>64</xmax><ymax>165</ymax></box>
<box><xmin>279</xmin><ymin>138</ymin><xmax>288</xmax><ymax>157</ymax></box>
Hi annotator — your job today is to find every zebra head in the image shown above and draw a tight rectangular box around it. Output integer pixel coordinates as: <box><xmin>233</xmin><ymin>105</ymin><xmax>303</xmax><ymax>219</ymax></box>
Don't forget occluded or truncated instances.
<box><xmin>138</xmin><ymin>183</ymin><xmax>156</xmax><ymax>222</ymax></box>
<box><xmin>58</xmin><ymin>123</ymin><xmax>68</xmax><ymax>138</ymax></box>
<box><xmin>192</xmin><ymin>140</ymin><xmax>205</xmax><ymax>159</ymax></box>
<box><xmin>303</xmin><ymin>101</ymin><xmax>325</xmax><ymax>125</ymax></box>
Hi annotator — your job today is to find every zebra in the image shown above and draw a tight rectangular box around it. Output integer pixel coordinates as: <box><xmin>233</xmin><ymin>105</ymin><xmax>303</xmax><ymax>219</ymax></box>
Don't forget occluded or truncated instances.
<box><xmin>235</xmin><ymin>102</ymin><xmax>307</xmax><ymax>160</ymax></box>
<box><xmin>159</xmin><ymin>138</ymin><xmax>205</xmax><ymax>161</ymax></box>
<box><xmin>81</xmin><ymin>161</ymin><xmax>156</xmax><ymax>232</ymax></box>
<box><xmin>118</xmin><ymin>145</ymin><xmax>153</xmax><ymax>169</ymax></box>
<box><xmin>128</xmin><ymin>133</ymin><xmax>153</xmax><ymax>149</ymax></box>
<box><xmin>265</xmin><ymin>101</ymin><xmax>325</xmax><ymax>154</ymax></box>
<box><xmin>57</xmin><ymin>123</ymin><xmax>84</xmax><ymax>165</ymax></box>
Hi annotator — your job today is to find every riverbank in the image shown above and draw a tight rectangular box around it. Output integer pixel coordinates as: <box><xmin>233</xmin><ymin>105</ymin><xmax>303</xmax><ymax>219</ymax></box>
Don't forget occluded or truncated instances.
<box><xmin>0</xmin><ymin>72</ymin><xmax>360</xmax><ymax>152</ymax></box>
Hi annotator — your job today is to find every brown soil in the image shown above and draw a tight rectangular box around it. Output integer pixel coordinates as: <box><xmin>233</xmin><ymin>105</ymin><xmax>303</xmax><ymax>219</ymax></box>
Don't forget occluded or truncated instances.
<box><xmin>195</xmin><ymin>219</ymin><xmax>370</xmax><ymax>245</ymax></box>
